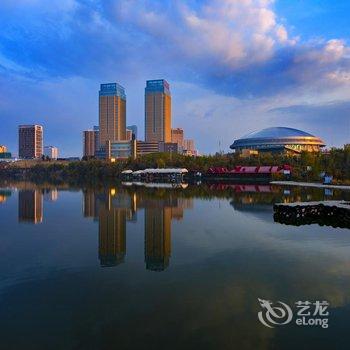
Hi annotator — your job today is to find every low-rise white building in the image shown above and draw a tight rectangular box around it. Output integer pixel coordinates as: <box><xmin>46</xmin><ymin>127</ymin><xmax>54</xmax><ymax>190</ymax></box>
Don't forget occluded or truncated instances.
<box><xmin>44</xmin><ymin>146</ymin><xmax>59</xmax><ymax>160</ymax></box>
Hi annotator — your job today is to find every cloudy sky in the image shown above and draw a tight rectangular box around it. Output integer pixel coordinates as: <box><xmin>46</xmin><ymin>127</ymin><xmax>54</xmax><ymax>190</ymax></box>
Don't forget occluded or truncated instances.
<box><xmin>0</xmin><ymin>0</ymin><xmax>350</xmax><ymax>156</ymax></box>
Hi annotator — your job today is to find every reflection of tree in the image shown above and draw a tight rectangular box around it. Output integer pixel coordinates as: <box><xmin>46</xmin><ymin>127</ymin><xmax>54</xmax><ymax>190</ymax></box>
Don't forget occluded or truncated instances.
<box><xmin>6</xmin><ymin>180</ymin><xmax>349</xmax><ymax>204</ymax></box>
<box><xmin>274</xmin><ymin>207</ymin><xmax>350</xmax><ymax>229</ymax></box>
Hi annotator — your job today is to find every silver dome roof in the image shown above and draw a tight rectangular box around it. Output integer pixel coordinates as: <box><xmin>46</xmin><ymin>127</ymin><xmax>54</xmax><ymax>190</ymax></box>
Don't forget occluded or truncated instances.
<box><xmin>241</xmin><ymin>127</ymin><xmax>314</xmax><ymax>139</ymax></box>
<box><xmin>230</xmin><ymin>127</ymin><xmax>325</xmax><ymax>150</ymax></box>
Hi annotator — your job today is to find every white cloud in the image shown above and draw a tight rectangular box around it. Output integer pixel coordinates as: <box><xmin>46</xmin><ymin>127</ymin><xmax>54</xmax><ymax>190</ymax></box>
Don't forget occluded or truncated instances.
<box><xmin>296</xmin><ymin>39</ymin><xmax>348</xmax><ymax>64</ymax></box>
<box><xmin>111</xmin><ymin>0</ymin><xmax>294</xmax><ymax>69</ymax></box>
<box><xmin>1</xmin><ymin>0</ymin><xmax>350</xmax><ymax>155</ymax></box>
<box><xmin>322</xmin><ymin>39</ymin><xmax>348</xmax><ymax>62</ymax></box>
<box><xmin>327</xmin><ymin>70</ymin><xmax>350</xmax><ymax>84</ymax></box>
<box><xmin>103</xmin><ymin>0</ymin><xmax>350</xmax><ymax>92</ymax></box>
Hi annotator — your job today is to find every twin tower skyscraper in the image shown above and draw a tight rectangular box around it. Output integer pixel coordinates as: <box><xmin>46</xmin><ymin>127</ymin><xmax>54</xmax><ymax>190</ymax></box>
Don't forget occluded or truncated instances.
<box><xmin>98</xmin><ymin>79</ymin><xmax>171</xmax><ymax>148</ymax></box>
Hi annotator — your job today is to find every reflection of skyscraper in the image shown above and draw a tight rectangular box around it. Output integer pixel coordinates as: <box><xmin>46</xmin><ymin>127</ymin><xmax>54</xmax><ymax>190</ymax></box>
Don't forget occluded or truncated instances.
<box><xmin>177</xmin><ymin>197</ymin><xmax>193</xmax><ymax>210</ymax></box>
<box><xmin>83</xmin><ymin>189</ymin><xmax>99</xmax><ymax>219</ymax></box>
<box><xmin>18</xmin><ymin>190</ymin><xmax>43</xmax><ymax>224</ymax></box>
<box><xmin>127</xmin><ymin>192</ymin><xmax>138</xmax><ymax>222</ymax></box>
<box><xmin>81</xmin><ymin>187</ymin><xmax>194</xmax><ymax>270</ymax></box>
<box><xmin>144</xmin><ymin>203</ymin><xmax>172</xmax><ymax>271</ymax></box>
<box><xmin>98</xmin><ymin>193</ymin><xmax>127</xmax><ymax>267</ymax></box>
<box><xmin>43</xmin><ymin>189</ymin><xmax>58</xmax><ymax>202</ymax></box>
<box><xmin>170</xmin><ymin>206</ymin><xmax>184</xmax><ymax>220</ymax></box>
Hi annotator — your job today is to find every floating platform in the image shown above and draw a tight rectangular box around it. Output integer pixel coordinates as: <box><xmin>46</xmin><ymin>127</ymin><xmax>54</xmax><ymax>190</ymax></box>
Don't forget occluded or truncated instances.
<box><xmin>273</xmin><ymin>201</ymin><xmax>350</xmax><ymax>229</ymax></box>
<box><xmin>121</xmin><ymin>168</ymin><xmax>188</xmax><ymax>182</ymax></box>
<box><xmin>204</xmin><ymin>165</ymin><xmax>291</xmax><ymax>183</ymax></box>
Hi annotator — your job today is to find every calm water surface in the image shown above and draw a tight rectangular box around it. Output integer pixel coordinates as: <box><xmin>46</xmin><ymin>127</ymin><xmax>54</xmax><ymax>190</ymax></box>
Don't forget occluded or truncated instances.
<box><xmin>1</xmin><ymin>181</ymin><xmax>350</xmax><ymax>349</ymax></box>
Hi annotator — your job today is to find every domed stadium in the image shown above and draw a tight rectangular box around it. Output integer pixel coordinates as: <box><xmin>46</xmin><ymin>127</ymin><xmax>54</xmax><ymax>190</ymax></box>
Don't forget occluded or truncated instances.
<box><xmin>230</xmin><ymin>127</ymin><xmax>325</xmax><ymax>154</ymax></box>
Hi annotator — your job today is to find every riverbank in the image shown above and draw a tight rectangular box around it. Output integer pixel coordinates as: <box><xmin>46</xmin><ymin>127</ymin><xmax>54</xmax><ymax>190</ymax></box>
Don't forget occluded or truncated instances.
<box><xmin>270</xmin><ymin>181</ymin><xmax>350</xmax><ymax>191</ymax></box>
<box><xmin>1</xmin><ymin>147</ymin><xmax>350</xmax><ymax>184</ymax></box>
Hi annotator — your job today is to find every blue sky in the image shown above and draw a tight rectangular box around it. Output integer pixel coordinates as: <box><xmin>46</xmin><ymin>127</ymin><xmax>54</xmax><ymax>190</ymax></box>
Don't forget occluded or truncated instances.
<box><xmin>0</xmin><ymin>0</ymin><xmax>349</xmax><ymax>157</ymax></box>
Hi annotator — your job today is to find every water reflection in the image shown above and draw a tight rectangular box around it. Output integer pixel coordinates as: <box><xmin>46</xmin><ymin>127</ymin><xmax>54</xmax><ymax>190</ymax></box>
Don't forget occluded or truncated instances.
<box><xmin>98</xmin><ymin>193</ymin><xmax>127</xmax><ymax>267</ymax></box>
<box><xmin>144</xmin><ymin>201</ymin><xmax>171</xmax><ymax>270</ymax></box>
<box><xmin>43</xmin><ymin>188</ymin><xmax>58</xmax><ymax>202</ymax></box>
<box><xmin>0</xmin><ymin>189</ymin><xmax>11</xmax><ymax>203</ymax></box>
<box><xmin>1</xmin><ymin>181</ymin><xmax>350</xmax><ymax>349</ymax></box>
<box><xmin>18</xmin><ymin>189</ymin><xmax>43</xmax><ymax>224</ymax></box>
<box><xmin>5</xmin><ymin>182</ymin><xmax>350</xmax><ymax>271</ymax></box>
<box><xmin>82</xmin><ymin>187</ymin><xmax>193</xmax><ymax>270</ymax></box>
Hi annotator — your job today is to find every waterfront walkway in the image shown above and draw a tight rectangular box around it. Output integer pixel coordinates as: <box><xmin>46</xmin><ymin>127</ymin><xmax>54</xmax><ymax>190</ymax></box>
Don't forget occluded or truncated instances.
<box><xmin>270</xmin><ymin>181</ymin><xmax>350</xmax><ymax>191</ymax></box>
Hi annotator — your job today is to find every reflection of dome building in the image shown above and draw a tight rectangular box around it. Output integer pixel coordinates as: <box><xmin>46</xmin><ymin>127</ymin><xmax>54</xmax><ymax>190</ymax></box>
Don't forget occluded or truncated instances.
<box><xmin>230</xmin><ymin>127</ymin><xmax>325</xmax><ymax>154</ymax></box>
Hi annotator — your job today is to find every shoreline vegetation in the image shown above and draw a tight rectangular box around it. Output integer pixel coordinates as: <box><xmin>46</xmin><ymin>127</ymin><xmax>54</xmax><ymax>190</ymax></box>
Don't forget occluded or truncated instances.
<box><xmin>0</xmin><ymin>147</ymin><xmax>349</xmax><ymax>185</ymax></box>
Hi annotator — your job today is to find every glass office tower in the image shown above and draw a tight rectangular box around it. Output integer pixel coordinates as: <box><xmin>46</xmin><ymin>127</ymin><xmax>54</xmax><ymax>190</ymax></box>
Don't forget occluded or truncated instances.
<box><xmin>99</xmin><ymin>83</ymin><xmax>126</xmax><ymax>147</ymax></box>
<box><xmin>145</xmin><ymin>80</ymin><xmax>171</xmax><ymax>143</ymax></box>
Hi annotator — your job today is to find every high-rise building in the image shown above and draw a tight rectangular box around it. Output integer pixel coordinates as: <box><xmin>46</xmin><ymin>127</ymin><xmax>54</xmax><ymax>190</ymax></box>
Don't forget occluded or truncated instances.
<box><xmin>83</xmin><ymin>130</ymin><xmax>94</xmax><ymax>157</ymax></box>
<box><xmin>171</xmin><ymin>128</ymin><xmax>184</xmax><ymax>147</ymax></box>
<box><xmin>99</xmin><ymin>83</ymin><xmax>126</xmax><ymax>148</ymax></box>
<box><xmin>0</xmin><ymin>145</ymin><xmax>7</xmax><ymax>153</ymax></box>
<box><xmin>145</xmin><ymin>79</ymin><xmax>171</xmax><ymax>143</ymax></box>
<box><xmin>183</xmin><ymin>139</ymin><xmax>197</xmax><ymax>156</ymax></box>
<box><xmin>126</xmin><ymin>129</ymin><xmax>133</xmax><ymax>141</ymax></box>
<box><xmin>127</xmin><ymin>125</ymin><xmax>137</xmax><ymax>139</ymax></box>
<box><xmin>44</xmin><ymin>146</ymin><xmax>58</xmax><ymax>160</ymax></box>
<box><xmin>93</xmin><ymin>125</ymin><xmax>100</xmax><ymax>151</ymax></box>
<box><xmin>183</xmin><ymin>139</ymin><xmax>195</xmax><ymax>151</ymax></box>
<box><xmin>18</xmin><ymin>125</ymin><xmax>43</xmax><ymax>159</ymax></box>
<box><xmin>83</xmin><ymin>128</ymin><xmax>99</xmax><ymax>158</ymax></box>
<box><xmin>83</xmin><ymin>126</ymin><xmax>99</xmax><ymax>158</ymax></box>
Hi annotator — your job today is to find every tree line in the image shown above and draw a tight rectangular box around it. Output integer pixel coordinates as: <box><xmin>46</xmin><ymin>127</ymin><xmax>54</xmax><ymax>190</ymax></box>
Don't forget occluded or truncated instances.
<box><xmin>1</xmin><ymin>146</ymin><xmax>349</xmax><ymax>183</ymax></box>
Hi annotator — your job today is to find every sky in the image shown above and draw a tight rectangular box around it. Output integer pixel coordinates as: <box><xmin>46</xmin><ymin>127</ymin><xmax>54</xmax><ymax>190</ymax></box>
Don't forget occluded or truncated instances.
<box><xmin>0</xmin><ymin>0</ymin><xmax>350</xmax><ymax>157</ymax></box>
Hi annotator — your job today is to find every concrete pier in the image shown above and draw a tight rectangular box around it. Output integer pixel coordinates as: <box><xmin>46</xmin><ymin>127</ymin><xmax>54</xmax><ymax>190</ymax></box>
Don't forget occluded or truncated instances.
<box><xmin>270</xmin><ymin>181</ymin><xmax>350</xmax><ymax>191</ymax></box>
